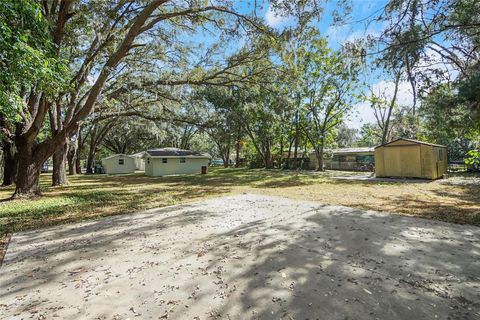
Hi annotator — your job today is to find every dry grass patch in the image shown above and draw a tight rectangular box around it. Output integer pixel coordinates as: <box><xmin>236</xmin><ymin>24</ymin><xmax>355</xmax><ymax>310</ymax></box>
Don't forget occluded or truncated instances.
<box><xmin>0</xmin><ymin>168</ymin><xmax>479</xmax><ymax>239</ymax></box>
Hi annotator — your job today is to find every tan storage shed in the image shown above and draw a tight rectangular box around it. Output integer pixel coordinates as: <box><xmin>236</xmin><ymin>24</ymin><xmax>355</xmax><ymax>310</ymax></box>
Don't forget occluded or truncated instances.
<box><xmin>375</xmin><ymin>138</ymin><xmax>447</xmax><ymax>179</ymax></box>
<box><xmin>102</xmin><ymin>154</ymin><xmax>136</xmax><ymax>174</ymax></box>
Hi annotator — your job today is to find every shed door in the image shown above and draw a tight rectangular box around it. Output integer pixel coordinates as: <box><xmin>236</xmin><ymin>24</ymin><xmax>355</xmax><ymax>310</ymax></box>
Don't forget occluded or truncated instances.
<box><xmin>383</xmin><ymin>145</ymin><xmax>421</xmax><ymax>177</ymax></box>
<box><xmin>383</xmin><ymin>147</ymin><xmax>402</xmax><ymax>176</ymax></box>
<box><xmin>399</xmin><ymin>145</ymin><xmax>421</xmax><ymax>177</ymax></box>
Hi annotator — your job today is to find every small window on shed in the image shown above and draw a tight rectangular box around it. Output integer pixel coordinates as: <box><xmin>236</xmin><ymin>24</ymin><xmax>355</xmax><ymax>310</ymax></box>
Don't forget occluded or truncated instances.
<box><xmin>180</xmin><ymin>157</ymin><xmax>186</xmax><ymax>163</ymax></box>
<box><xmin>162</xmin><ymin>158</ymin><xmax>168</xmax><ymax>163</ymax></box>
<box><xmin>147</xmin><ymin>158</ymin><xmax>150</xmax><ymax>164</ymax></box>
<box><xmin>118</xmin><ymin>159</ymin><xmax>124</xmax><ymax>165</ymax></box>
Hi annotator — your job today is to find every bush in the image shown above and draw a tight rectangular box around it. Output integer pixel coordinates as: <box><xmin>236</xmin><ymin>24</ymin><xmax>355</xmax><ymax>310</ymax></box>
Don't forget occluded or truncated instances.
<box><xmin>465</xmin><ymin>150</ymin><xmax>480</xmax><ymax>172</ymax></box>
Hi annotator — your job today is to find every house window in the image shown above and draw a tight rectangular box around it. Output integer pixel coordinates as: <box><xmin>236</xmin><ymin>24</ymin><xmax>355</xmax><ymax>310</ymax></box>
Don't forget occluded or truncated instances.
<box><xmin>162</xmin><ymin>158</ymin><xmax>168</xmax><ymax>163</ymax></box>
<box><xmin>180</xmin><ymin>157</ymin><xmax>186</xmax><ymax>163</ymax></box>
<box><xmin>118</xmin><ymin>159</ymin><xmax>124</xmax><ymax>165</ymax></box>
<box><xmin>147</xmin><ymin>158</ymin><xmax>150</xmax><ymax>164</ymax></box>
<box><xmin>333</xmin><ymin>155</ymin><xmax>346</xmax><ymax>162</ymax></box>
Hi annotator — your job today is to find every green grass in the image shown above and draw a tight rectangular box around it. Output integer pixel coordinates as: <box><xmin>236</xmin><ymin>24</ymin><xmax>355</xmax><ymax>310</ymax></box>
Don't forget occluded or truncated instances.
<box><xmin>1</xmin><ymin>168</ymin><xmax>479</xmax><ymax>237</ymax></box>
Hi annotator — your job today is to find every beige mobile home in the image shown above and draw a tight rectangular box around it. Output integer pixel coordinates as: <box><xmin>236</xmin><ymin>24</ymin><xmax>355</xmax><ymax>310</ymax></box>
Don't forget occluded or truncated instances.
<box><xmin>375</xmin><ymin>138</ymin><xmax>447</xmax><ymax>179</ymax></box>
<box><xmin>102</xmin><ymin>154</ymin><xmax>136</xmax><ymax>174</ymax></box>
<box><xmin>309</xmin><ymin>147</ymin><xmax>375</xmax><ymax>171</ymax></box>
<box><xmin>144</xmin><ymin>148</ymin><xmax>210</xmax><ymax>177</ymax></box>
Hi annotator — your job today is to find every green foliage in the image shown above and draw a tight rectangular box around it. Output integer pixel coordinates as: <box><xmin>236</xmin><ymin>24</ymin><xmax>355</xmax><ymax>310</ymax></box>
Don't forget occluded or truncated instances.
<box><xmin>0</xmin><ymin>0</ymin><xmax>67</xmax><ymax>121</ymax></box>
<box><xmin>299</xmin><ymin>34</ymin><xmax>362</xmax><ymax>151</ymax></box>
<box><xmin>357</xmin><ymin>123</ymin><xmax>381</xmax><ymax>147</ymax></box>
<box><xmin>334</xmin><ymin>124</ymin><xmax>358</xmax><ymax>148</ymax></box>
<box><xmin>457</xmin><ymin>73</ymin><xmax>480</xmax><ymax>121</ymax></box>
<box><xmin>420</xmin><ymin>83</ymin><xmax>480</xmax><ymax>160</ymax></box>
<box><xmin>464</xmin><ymin>150</ymin><xmax>480</xmax><ymax>167</ymax></box>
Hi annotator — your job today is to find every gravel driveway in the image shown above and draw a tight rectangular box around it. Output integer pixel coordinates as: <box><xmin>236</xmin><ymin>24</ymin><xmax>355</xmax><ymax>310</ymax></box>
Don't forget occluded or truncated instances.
<box><xmin>1</xmin><ymin>194</ymin><xmax>479</xmax><ymax>319</ymax></box>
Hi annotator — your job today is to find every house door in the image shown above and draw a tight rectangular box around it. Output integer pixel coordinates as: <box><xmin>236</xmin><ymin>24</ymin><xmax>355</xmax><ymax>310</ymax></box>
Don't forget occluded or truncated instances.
<box><xmin>201</xmin><ymin>166</ymin><xmax>207</xmax><ymax>174</ymax></box>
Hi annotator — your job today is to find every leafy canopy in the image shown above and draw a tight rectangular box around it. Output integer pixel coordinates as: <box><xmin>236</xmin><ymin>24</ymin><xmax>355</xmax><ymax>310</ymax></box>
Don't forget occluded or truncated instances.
<box><xmin>0</xmin><ymin>0</ymin><xmax>67</xmax><ymax>121</ymax></box>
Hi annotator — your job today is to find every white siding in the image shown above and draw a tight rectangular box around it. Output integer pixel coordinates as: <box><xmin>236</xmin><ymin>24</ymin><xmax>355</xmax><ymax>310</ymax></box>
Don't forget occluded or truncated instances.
<box><xmin>144</xmin><ymin>157</ymin><xmax>209</xmax><ymax>176</ymax></box>
<box><xmin>133</xmin><ymin>156</ymin><xmax>145</xmax><ymax>171</ymax></box>
<box><xmin>145</xmin><ymin>157</ymin><xmax>154</xmax><ymax>176</ymax></box>
<box><xmin>102</xmin><ymin>155</ymin><xmax>136</xmax><ymax>174</ymax></box>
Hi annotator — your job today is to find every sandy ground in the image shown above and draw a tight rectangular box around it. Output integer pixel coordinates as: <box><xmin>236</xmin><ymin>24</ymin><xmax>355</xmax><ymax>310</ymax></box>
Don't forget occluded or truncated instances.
<box><xmin>1</xmin><ymin>194</ymin><xmax>479</xmax><ymax>320</ymax></box>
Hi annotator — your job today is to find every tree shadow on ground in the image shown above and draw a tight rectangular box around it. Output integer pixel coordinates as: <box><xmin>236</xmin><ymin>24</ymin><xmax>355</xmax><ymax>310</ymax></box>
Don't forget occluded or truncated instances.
<box><xmin>342</xmin><ymin>182</ymin><xmax>480</xmax><ymax>226</ymax></box>
<box><xmin>2</xmin><ymin>169</ymin><xmax>479</xmax><ymax>240</ymax></box>
<box><xmin>0</xmin><ymin>205</ymin><xmax>217</xmax><ymax>299</ymax></box>
<box><xmin>0</xmin><ymin>177</ymin><xmax>230</xmax><ymax>234</ymax></box>
<box><xmin>1</xmin><ymin>195</ymin><xmax>479</xmax><ymax>319</ymax></box>
<box><xmin>195</xmin><ymin>204</ymin><xmax>480</xmax><ymax>319</ymax></box>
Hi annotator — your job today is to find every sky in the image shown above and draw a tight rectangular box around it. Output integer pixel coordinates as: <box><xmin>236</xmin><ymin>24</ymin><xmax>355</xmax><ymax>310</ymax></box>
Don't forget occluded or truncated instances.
<box><xmin>166</xmin><ymin>1</ymin><xmax>418</xmax><ymax>131</ymax></box>
<box><xmin>259</xmin><ymin>0</ymin><xmax>418</xmax><ymax>130</ymax></box>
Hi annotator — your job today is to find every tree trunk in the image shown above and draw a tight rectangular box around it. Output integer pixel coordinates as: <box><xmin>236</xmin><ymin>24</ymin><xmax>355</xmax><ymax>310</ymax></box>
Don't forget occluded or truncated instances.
<box><xmin>235</xmin><ymin>128</ymin><xmax>241</xmax><ymax>168</ymax></box>
<box><xmin>235</xmin><ymin>141</ymin><xmax>240</xmax><ymax>168</ymax></box>
<box><xmin>316</xmin><ymin>140</ymin><xmax>325</xmax><ymax>171</ymax></box>
<box><xmin>265</xmin><ymin>156</ymin><xmax>274</xmax><ymax>169</ymax></box>
<box><xmin>382</xmin><ymin>72</ymin><xmax>401</xmax><ymax>144</ymax></box>
<box><xmin>316</xmin><ymin>145</ymin><xmax>325</xmax><ymax>171</ymax></box>
<box><xmin>52</xmin><ymin>140</ymin><xmax>68</xmax><ymax>186</ymax></box>
<box><xmin>75</xmin><ymin>149</ymin><xmax>82</xmax><ymax>174</ymax></box>
<box><xmin>293</xmin><ymin>109</ymin><xmax>299</xmax><ymax>170</ymax></box>
<box><xmin>67</xmin><ymin>148</ymin><xmax>77</xmax><ymax>175</ymax></box>
<box><xmin>86</xmin><ymin>148</ymin><xmax>95</xmax><ymax>174</ymax></box>
<box><xmin>13</xmin><ymin>143</ymin><xmax>43</xmax><ymax>197</ymax></box>
<box><xmin>67</xmin><ymin>126</ymin><xmax>81</xmax><ymax>175</ymax></box>
<box><xmin>2</xmin><ymin>140</ymin><xmax>16</xmax><ymax>186</ymax></box>
<box><xmin>264</xmin><ymin>142</ymin><xmax>274</xmax><ymax>169</ymax></box>
<box><xmin>86</xmin><ymin>130</ymin><xmax>97</xmax><ymax>174</ymax></box>
<box><xmin>67</xmin><ymin>139</ymin><xmax>79</xmax><ymax>175</ymax></box>
<box><xmin>223</xmin><ymin>148</ymin><xmax>230</xmax><ymax>168</ymax></box>
<box><xmin>76</xmin><ymin>130</ymin><xmax>83</xmax><ymax>174</ymax></box>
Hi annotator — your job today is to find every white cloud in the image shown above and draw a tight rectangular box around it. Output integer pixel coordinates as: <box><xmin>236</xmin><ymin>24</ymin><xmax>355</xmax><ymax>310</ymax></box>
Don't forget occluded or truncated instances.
<box><xmin>346</xmin><ymin>80</ymin><xmax>414</xmax><ymax>129</ymax></box>
<box><xmin>418</xmin><ymin>47</ymin><xmax>460</xmax><ymax>83</ymax></box>
<box><xmin>326</xmin><ymin>25</ymin><xmax>344</xmax><ymax>44</ymax></box>
<box><xmin>346</xmin><ymin>101</ymin><xmax>378</xmax><ymax>129</ymax></box>
<box><xmin>265</xmin><ymin>4</ymin><xmax>288</xmax><ymax>27</ymax></box>
<box><xmin>327</xmin><ymin>25</ymin><xmax>379</xmax><ymax>45</ymax></box>
<box><xmin>345</xmin><ymin>29</ymin><xmax>379</xmax><ymax>43</ymax></box>
<box><xmin>371</xmin><ymin>80</ymin><xmax>414</xmax><ymax>107</ymax></box>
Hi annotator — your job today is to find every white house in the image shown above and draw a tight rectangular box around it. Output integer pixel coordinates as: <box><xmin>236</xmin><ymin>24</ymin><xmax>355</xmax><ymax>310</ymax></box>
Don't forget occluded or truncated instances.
<box><xmin>102</xmin><ymin>154</ymin><xmax>136</xmax><ymax>174</ymax></box>
<box><xmin>143</xmin><ymin>148</ymin><xmax>211</xmax><ymax>176</ymax></box>
<box><xmin>130</xmin><ymin>151</ymin><xmax>146</xmax><ymax>171</ymax></box>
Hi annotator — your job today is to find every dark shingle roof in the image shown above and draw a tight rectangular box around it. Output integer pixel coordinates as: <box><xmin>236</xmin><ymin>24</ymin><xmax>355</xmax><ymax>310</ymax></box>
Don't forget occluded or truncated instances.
<box><xmin>145</xmin><ymin>148</ymin><xmax>210</xmax><ymax>158</ymax></box>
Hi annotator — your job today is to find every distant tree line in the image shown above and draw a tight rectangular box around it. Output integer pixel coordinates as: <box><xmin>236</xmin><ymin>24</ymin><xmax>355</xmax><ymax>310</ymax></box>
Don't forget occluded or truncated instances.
<box><xmin>0</xmin><ymin>0</ymin><xmax>478</xmax><ymax>197</ymax></box>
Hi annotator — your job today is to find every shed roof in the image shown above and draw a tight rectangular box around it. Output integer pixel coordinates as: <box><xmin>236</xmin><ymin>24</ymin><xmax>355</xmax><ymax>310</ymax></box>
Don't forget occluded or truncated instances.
<box><xmin>102</xmin><ymin>154</ymin><xmax>134</xmax><ymax>161</ymax></box>
<box><xmin>130</xmin><ymin>151</ymin><xmax>146</xmax><ymax>157</ymax></box>
<box><xmin>145</xmin><ymin>147</ymin><xmax>211</xmax><ymax>158</ymax></box>
<box><xmin>375</xmin><ymin>138</ymin><xmax>447</xmax><ymax>149</ymax></box>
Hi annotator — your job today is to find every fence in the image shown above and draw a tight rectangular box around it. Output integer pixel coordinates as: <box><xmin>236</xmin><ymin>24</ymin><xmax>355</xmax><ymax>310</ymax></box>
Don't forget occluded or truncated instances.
<box><xmin>448</xmin><ymin>161</ymin><xmax>467</xmax><ymax>172</ymax></box>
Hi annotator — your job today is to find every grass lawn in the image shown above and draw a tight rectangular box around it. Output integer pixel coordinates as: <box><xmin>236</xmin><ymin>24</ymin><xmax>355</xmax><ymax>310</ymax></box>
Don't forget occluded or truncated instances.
<box><xmin>1</xmin><ymin>168</ymin><xmax>479</xmax><ymax>238</ymax></box>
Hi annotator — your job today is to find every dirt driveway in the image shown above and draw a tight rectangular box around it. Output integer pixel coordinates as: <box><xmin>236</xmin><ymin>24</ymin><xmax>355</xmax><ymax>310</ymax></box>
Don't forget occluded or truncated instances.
<box><xmin>1</xmin><ymin>194</ymin><xmax>479</xmax><ymax>319</ymax></box>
